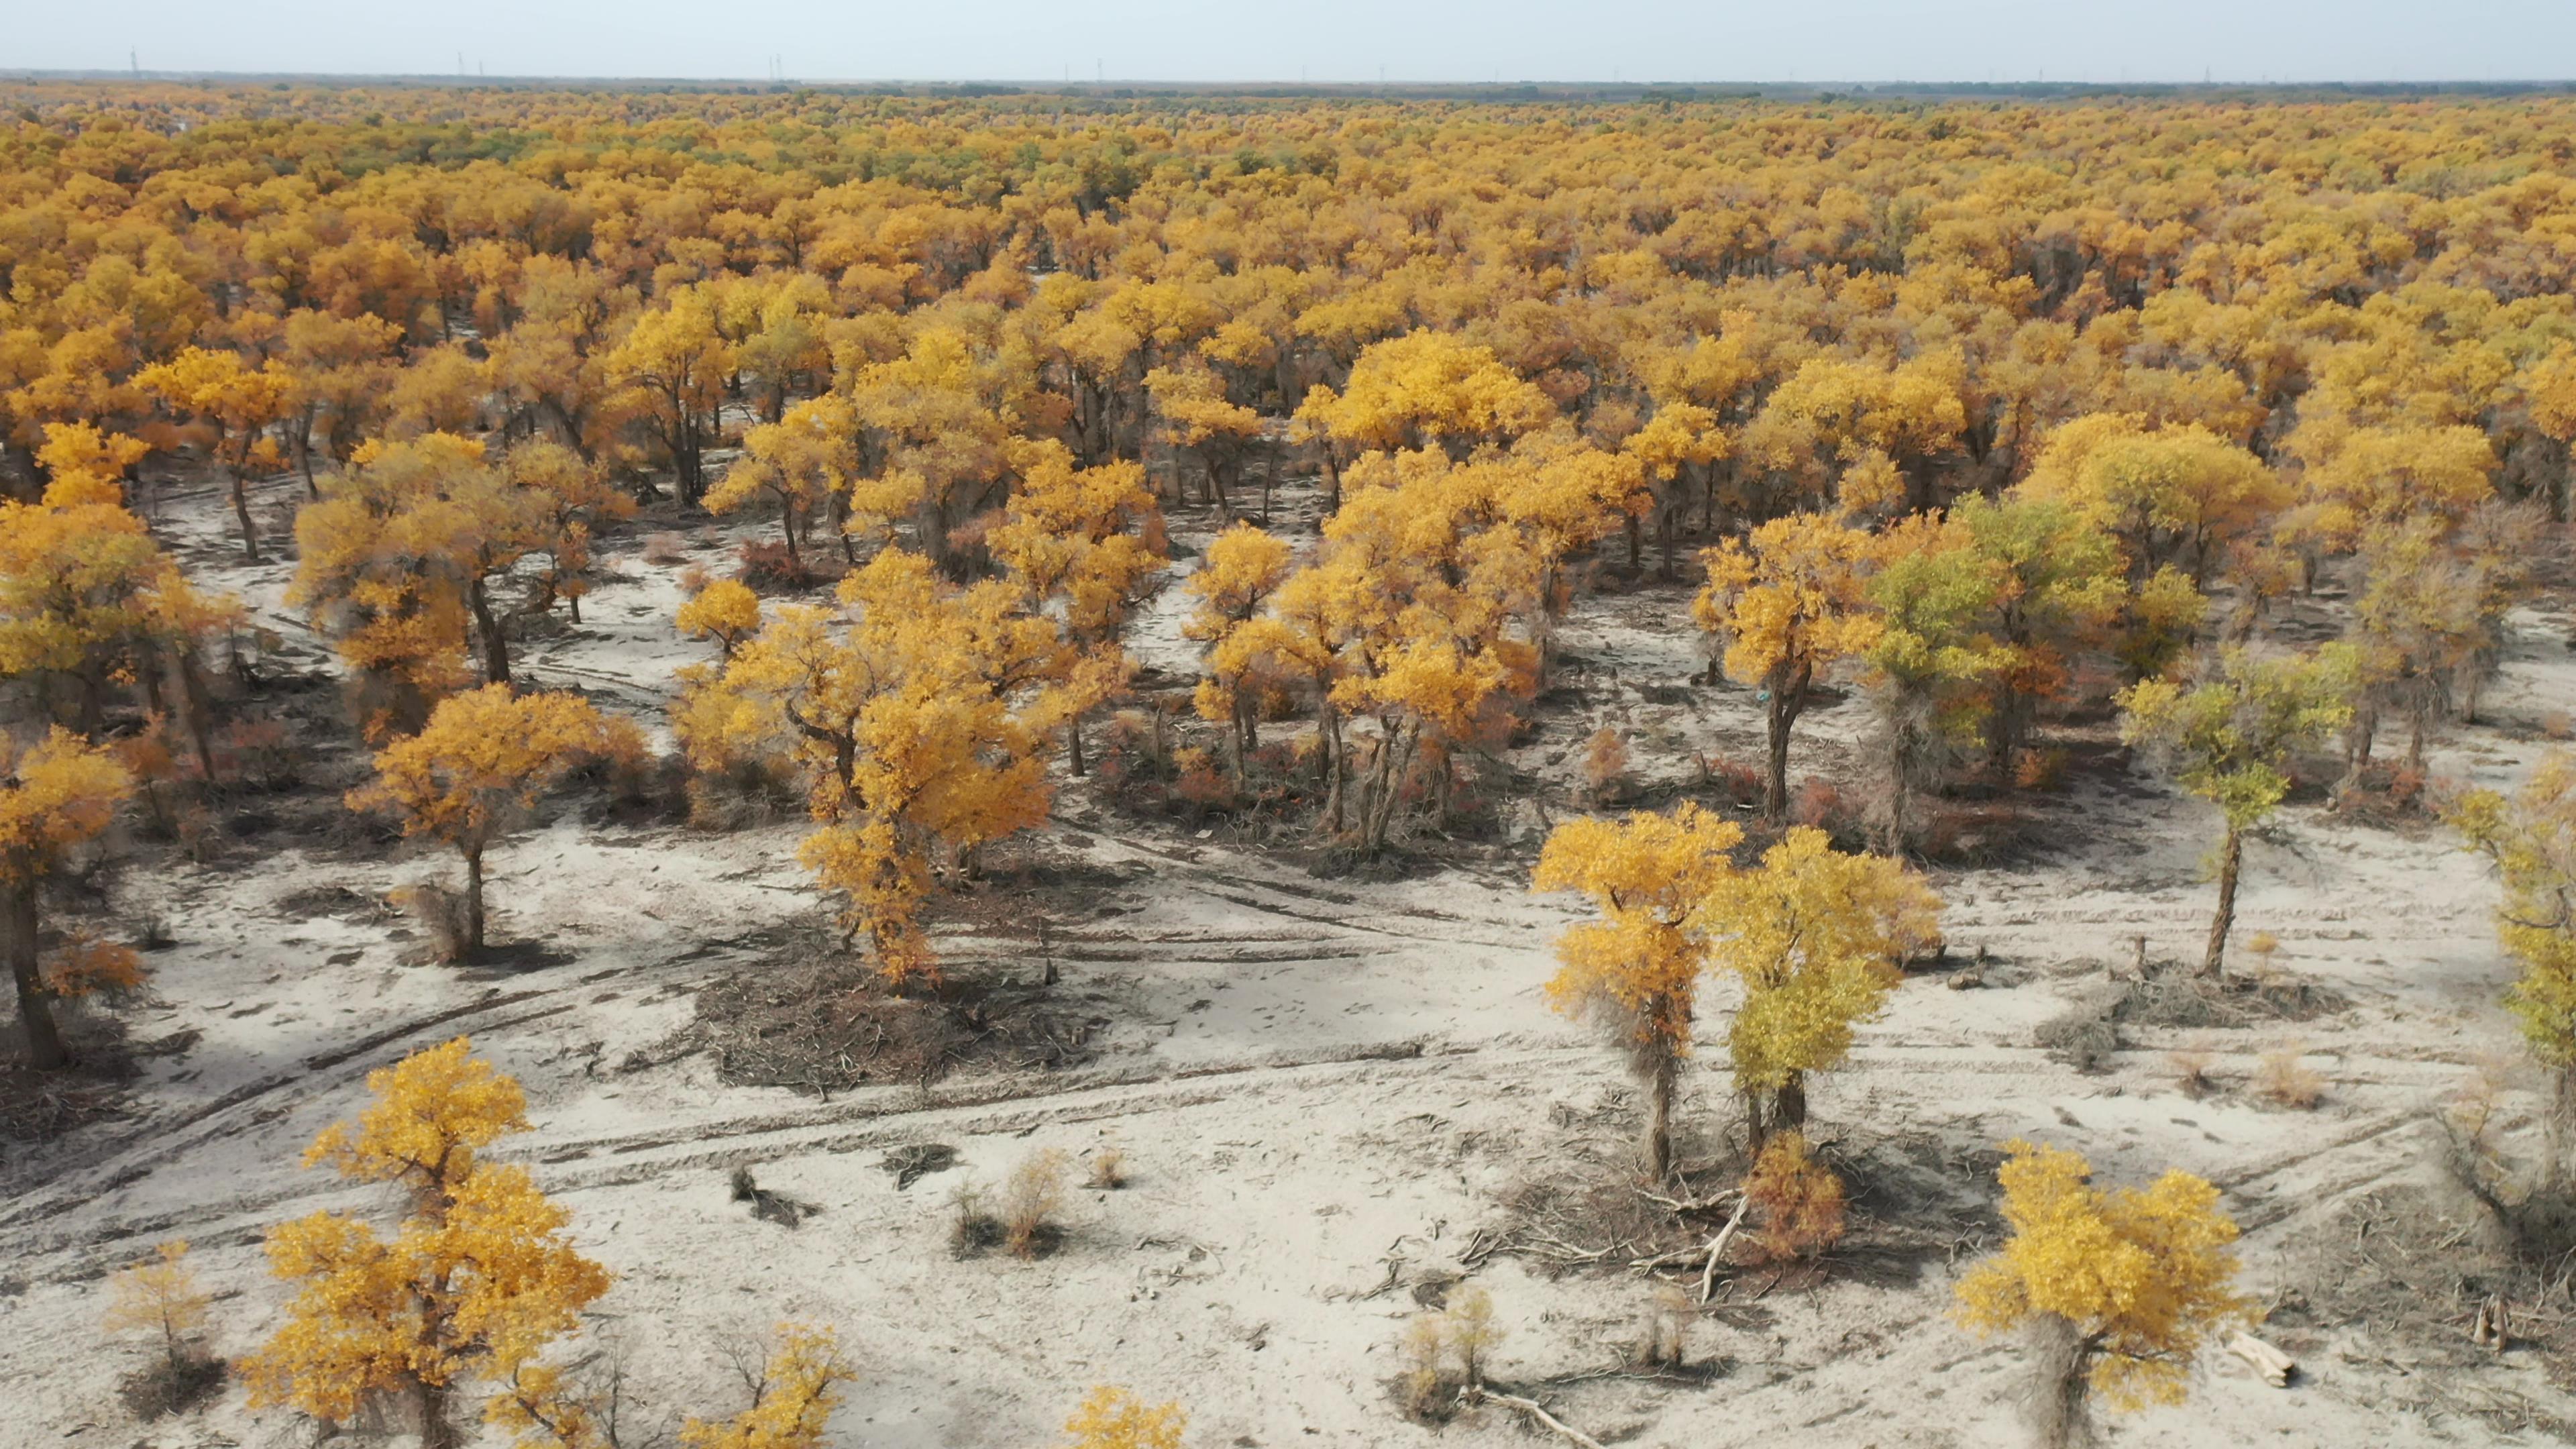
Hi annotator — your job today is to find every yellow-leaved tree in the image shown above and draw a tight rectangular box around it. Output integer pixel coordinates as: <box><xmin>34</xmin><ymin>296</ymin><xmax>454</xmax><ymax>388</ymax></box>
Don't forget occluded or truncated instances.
<box><xmin>103</xmin><ymin>1240</ymin><xmax>219</xmax><ymax>1404</ymax></box>
<box><xmin>987</xmin><ymin>438</ymin><xmax>1167</xmax><ymax>775</ymax></box>
<box><xmin>1953</xmin><ymin>1141</ymin><xmax>2249</xmax><ymax>1449</ymax></box>
<box><xmin>244</xmin><ymin>1038</ymin><xmax>611</xmax><ymax>1449</ymax></box>
<box><xmin>708</xmin><ymin>395</ymin><xmax>854</xmax><ymax>566</ymax></box>
<box><xmin>290</xmin><ymin>433</ymin><xmax>549</xmax><ymax>735</ymax></box>
<box><xmin>1</xmin><ymin>727</ymin><xmax>133</xmax><ymax>1068</ymax></box>
<box><xmin>680</xmin><ymin>549</ymin><xmax>1065</xmax><ymax>985</ymax></box>
<box><xmin>1699</xmin><ymin>828</ymin><xmax>1941</xmax><ymax>1152</ymax></box>
<box><xmin>2448</xmin><ymin>751</ymin><xmax>2576</xmax><ymax>1184</ymax></box>
<box><xmin>349</xmin><ymin>685</ymin><xmax>635</xmax><ymax>955</ymax></box>
<box><xmin>1185</xmin><ymin>522</ymin><xmax>1295</xmax><ymax>788</ymax></box>
<box><xmin>1696</xmin><ymin>513</ymin><xmax>1884</xmax><ymax>821</ymax></box>
<box><xmin>1533</xmin><ymin>803</ymin><xmax>1744</xmax><ymax>1179</ymax></box>
<box><xmin>671</xmin><ymin>1324</ymin><xmax>855</xmax><ymax>1449</ymax></box>
<box><xmin>1</xmin><ymin>423</ymin><xmax>239</xmax><ymax>755</ymax></box>
<box><xmin>2118</xmin><ymin>646</ymin><xmax>2355</xmax><ymax>980</ymax></box>
<box><xmin>678</xmin><ymin>578</ymin><xmax>764</xmax><ymax>659</ymax></box>
<box><xmin>136</xmin><ymin>345</ymin><xmax>294</xmax><ymax>561</ymax></box>
<box><xmin>1061</xmin><ymin>1385</ymin><xmax>1187</xmax><ymax>1449</ymax></box>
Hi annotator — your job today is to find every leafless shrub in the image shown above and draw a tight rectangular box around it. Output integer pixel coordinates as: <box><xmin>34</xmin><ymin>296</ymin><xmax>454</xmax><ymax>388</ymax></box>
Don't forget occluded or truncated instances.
<box><xmin>642</xmin><ymin>531</ymin><xmax>688</xmax><ymax>566</ymax></box>
<box><xmin>1582</xmin><ymin>727</ymin><xmax>1629</xmax><ymax>804</ymax></box>
<box><xmin>948</xmin><ymin>1179</ymin><xmax>1003</xmax><ymax>1258</ymax></box>
<box><xmin>1000</xmin><ymin>1149</ymin><xmax>1069</xmax><ymax>1256</ymax></box>
<box><xmin>391</xmin><ymin>882</ymin><xmax>469</xmax><ymax>963</ymax></box>
<box><xmin>2255</xmin><ymin>1042</ymin><xmax>2326</xmax><ymax>1110</ymax></box>
<box><xmin>2165</xmin><ymin>1049</ymin><xmax>2215</xmax><ymax>1099</ymax></box>
<box><xmin>1085</xmin><ymin>1146</ymin><xmax>1126</xmax><ymax>1190</ymax></box>
<box><xmin>1634</xmin><ymin>1284</ymin><xmax>1693</xmax><ymax>1368</ymax></box>
<box><xmin>2036</xmin><ymin>991</ymin><xmax>2121</xmax><ymax>1073</ymax></box>
<box><xmin>728</xmin><ymin>1166</ymin><xmax>814</xmax><ymax>1228</ymax></box>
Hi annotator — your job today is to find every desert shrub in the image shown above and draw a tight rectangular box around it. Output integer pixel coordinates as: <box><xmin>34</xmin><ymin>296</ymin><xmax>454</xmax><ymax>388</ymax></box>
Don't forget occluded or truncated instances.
<box><xmin>391</xmin><ymin>882</ymin><xmax>470</xmax><ymax>963</ymax></box>
<box><xmin>729</xmin><ymin>1165</ymin><xmax>812</xmax><ymax>1228</ymax></box>
<box><xmin>1582</xmin><ymin>727</ymin><xmax>1629</xmax><ymax>803</ymax></box>
<box><xmin>119</xmin><ymin>1352</ymin><xmax>227</xmax><ymax>1421</ymax></box>
<box><xmin>1173</xmin><ymin>747</ymin><xmax>1231</xmax><ymax>810</ymax></box>
<box><xmin>2037</xmin><ymin>991</ymin><xmax>2123</xmax><ymax>1073</ymax></box>
<box><xmin>1086</xmin><ymin>1147</ymin><xmax>1126</xmax><ymax>1190</ymax></box>
<box><xmin>642</xmin><ymin>531</ymin><xmax>689</xmax><ymax>566</ymax></box>
<box><xmin>1395</xmin><ymin>1284</ymin><xmax>1504</xmax><ymax>1420</ymax></box>
<box><xmin>1000</xmin><ymin>1148</ymin><xmax>1069</xmax><ymax>1256</ymax></box>
<box><xmin>2167</xmin><ymin>1049</ymin><xmax>2216</xmax><ymax>1099</ymax></box>
<box><xmin>948</xmin><ymin>1179</ymin><xmax>1004</xmax><ymax>1257</ymax></box>
<box><xmin>104</xmin><ymin>1240</ymin><xmax>224</xmax><ymax>1420</ymax></box>
<box><xmin>42</xmin><ymin>930</ymin><xmax>145</xmax><ymax>1000</ymax></box>
<box><xmin>1062</xmin><ymin>1385</ymin><xmax>1187</xmax><ymax>1449</ymax></box>
<box><xmin>1792</xmin><ymin>775</ymin><xmax>1845</xmax><ymax>832</ymax></box>
<box><xmin>1398</xmin><ymin>1314</ymin><xmax>1451</xmax><ymax>1419</ymax></box>
<box><xmin>2255</xmin><ymin>1043</ymin><xmax>2325</xmax><ymax>1110</ymax></box>
<box><xmin>216</xmin><ymin>716</ymin><xmax>297</xmax><ymax>791</ymax></box>
<box><xmin>1634</xmin><ymin>1284</ymin><xmax>1693</xmax><ymax>1368</ymax></box>
<box><xmin>1742</xmin><ymin>1130</ymin><xmax>1846</xmax><ymax>1260</ymax></box>
<box><xmin>736</xmin><ymin>539</ymin><xmax>819</xmax><ymax>594</ymax></box>
<box><xmin>676</xmin><ymin>562</ymin><xmax>711</xmax><ymax>594</ymax></box>
<box><xmin>1700</xmin><ymin>752</ymin><xmax>1764</xmax><ymax>807</ymax></box>
<box><xmin>2013</xmin><ymin>747</ymin><xmax>2070</xmax><ymax>792</ymax></box>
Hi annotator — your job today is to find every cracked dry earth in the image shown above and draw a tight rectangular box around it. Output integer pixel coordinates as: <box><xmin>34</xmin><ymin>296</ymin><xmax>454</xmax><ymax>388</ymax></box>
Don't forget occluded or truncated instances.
<box><xmin>7</xmin><ymin>479</ymin><xmax>2576</xmax><ymax>1448</ymax></box>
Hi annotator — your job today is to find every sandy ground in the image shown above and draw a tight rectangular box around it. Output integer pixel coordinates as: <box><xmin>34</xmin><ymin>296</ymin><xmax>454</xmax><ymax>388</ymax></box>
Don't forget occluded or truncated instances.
<box><xmin>5</xmin><ymin>477</ymin><xmax>2575</xmax><ymax>1449</ymax></box>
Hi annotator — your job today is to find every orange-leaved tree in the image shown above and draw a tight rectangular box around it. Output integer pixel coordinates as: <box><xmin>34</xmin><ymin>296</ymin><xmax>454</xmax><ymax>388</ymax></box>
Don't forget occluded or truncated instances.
<box><xmin>349</xmin><ymin>685</ymin><xmax>635</xmax><ymax>955</ymax></box>
<box><xmin>1534</xmin><ymin>802</ymin><xmax>1744</xmax><ymax>1179</ymax></box>
<box><xmin>1953</xmin><ymin>1141</ymin><xmax>2249</xmax><ymax>1449</ymax></box>
<box><xmin>243</xmin><ymin>1038</ymin><xmax>611</xmax><ymax>1449</ymax></box>
<box><xmin>0</xmin><ymin>728</ymin><xmax>133</xmax><ymax>1068</ymax></box>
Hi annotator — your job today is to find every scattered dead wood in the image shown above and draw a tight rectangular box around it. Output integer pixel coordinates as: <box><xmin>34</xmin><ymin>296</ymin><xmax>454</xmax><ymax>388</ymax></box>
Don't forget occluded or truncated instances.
<box><xmin>1699</xmin><ymin>1194</ymin><xmax>1753</xmax><ymax>1303</ymax></box>
<box><xmin>1461</xmin><ymin>1385</ymin><xmax>1607</xmax><ymax>1449</ymax></box>
<box><xmin>2228</xmin><ymin>1330</ymin><xmax>2296</xmax><ymax>1386</ymax></box>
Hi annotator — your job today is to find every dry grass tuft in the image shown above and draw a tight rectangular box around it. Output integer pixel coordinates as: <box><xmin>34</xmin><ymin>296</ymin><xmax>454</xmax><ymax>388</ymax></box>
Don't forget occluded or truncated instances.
<box><xmin>2166</xmin><ymin>1049</ymin><xmax>2216</xmax><ymax>1099</ymax></box>
<box><xmin>1085</xmin><ymin>1146</ymin><xmax>1126</xmax><ymax>1190</ymax></box>
<box><xmin>390</xmin><ymin>883</ymin><xmax>469</xmax><ymax>964</ymax></box>
<box><xmin>2255</xmin><ymin>1042</ymin><xmax>2326</xmax><ymax>1110</ymax></box>
<box><xmin>1000</xmin><ymin>1148</ymin><xmax>1070</xmax><ymax>1256</ymax></box>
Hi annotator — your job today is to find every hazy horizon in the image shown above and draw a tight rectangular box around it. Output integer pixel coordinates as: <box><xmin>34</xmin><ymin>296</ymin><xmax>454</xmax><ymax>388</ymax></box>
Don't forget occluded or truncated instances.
<box><xmin>12</xmin><ymin>0</ymin><xmax>2575</xmax><ymax>88</ymax></box>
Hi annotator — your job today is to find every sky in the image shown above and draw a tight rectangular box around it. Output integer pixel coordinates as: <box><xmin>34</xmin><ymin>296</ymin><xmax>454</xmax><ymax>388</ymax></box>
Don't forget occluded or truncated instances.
<box><xmin>10</xmin><ymin>0</ymin><xmax>2574</xmax><ymax>85</ymax></box>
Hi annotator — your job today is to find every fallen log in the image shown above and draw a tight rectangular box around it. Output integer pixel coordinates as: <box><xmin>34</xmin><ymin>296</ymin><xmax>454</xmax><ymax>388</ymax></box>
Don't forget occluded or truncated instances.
<box><xmin>1462</xmin><ymin>1386</ymin><xmax>1607</xmax><ymax>1449</ymax></box>
<box><xmin>1699</xmin><ymin>1194</ymin><xmax>1753</xmax><ymax>1303</ymax></box>
<box><xmin>2228</xmin><ymin>1331</ymin><xmax>2295</xmax><ymax>1387</ymax></box>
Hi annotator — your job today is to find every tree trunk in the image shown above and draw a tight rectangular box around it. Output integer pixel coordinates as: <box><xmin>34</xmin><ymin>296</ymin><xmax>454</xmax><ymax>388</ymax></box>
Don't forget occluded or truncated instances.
<box><xmin>1772</xmin><ymin>1072</ymin><xmax>1807</xmax><ymax>1138</ymax></box>
<box><xmin>2549</xmin><ymin>1063</ymin><xmax>2576</xmax><ymax>1191</ymax></box>
<box><xmin>1762</xmin><ymin>663</ymin><xmax>1808</xmax><ymax>822</ymax></box>
<box><xmin>416</xmin><ymin>1377</ymin><xmax>459</xmax><ymax>1449</ymax></box>
<box><xmin>2202</xmin><ymin>824</ymin><xmax>2242</xmax><ymax>981</ymax></box>
<box><xmin>468</xmin><ymin>580</ymin><xmax>511</xmax><ymax>687</ymax></box>
<box><xmin>229</xmin><ymin>473</ymin><xmax>260</xmax><ymax>564</ymax></box>
<box><xmin>1642</xmin><ymin>1050</ymin><xmax>1675</xmax><ymax>1181</ymax></box>
<box><xmin>1068</xmin><ymin>712</ymin><xmax>1087</xmax><ymax>778</ymax></box>
<box><xmin>463</xmin><ymin>842</ymin><xmax>486</xmax><ymax>956</ymax></box>
<box><xmin>176</xmin><ymin>653</ymin><xmax>219</xmax><ymax>782</ymax></box>
<box><xmin>5</xmin><ymin>885</ymin><xmax>64</xmax><ymax>1069</ymax></box>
